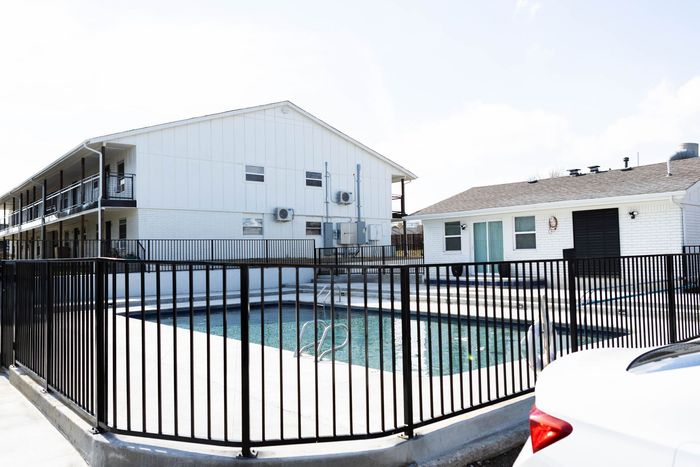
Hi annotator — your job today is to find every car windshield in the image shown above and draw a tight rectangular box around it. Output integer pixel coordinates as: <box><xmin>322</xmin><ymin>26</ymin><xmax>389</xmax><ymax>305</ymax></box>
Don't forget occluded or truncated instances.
<box><xmin>627</xmin><ymin>341</ymin><xmax>700</xmax><ymax>374</ymax></box>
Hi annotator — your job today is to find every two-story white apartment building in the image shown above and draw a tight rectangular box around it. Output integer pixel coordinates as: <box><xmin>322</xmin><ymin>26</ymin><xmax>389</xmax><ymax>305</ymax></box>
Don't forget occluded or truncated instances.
<box><xmin>0</xmin><ymin>101</ymin><xmax>415</xmax><ymax>259</ymax></box>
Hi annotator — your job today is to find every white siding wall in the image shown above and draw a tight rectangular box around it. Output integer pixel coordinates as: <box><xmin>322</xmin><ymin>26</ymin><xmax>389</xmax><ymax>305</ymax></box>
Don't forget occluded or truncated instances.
<box><xmin>423</xmin><ymin>198</ymin><xmax>683</xmax><ymax>264</ymax></box>
<box><xmin>109</xmin><ymin>106</ymin><xmax>396</xmax><ymax>244</ymax></box>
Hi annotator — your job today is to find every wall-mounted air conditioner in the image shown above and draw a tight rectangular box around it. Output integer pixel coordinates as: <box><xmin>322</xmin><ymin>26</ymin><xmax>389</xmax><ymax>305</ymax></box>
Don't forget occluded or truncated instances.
<box><xmin>274</xmin><ymin>207</ymin><xmax>294</xmax><ymax>222</ymax></box>
<box><xmin>336</xmin><ymin>191</ymin><xmax>354</xmax><ymax>204</ymax></box>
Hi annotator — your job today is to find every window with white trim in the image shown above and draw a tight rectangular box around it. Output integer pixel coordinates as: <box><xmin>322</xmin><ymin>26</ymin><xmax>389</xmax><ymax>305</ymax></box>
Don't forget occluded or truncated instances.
<box><xmin>514</xmin><ymin>216</ymin><xmax>536</xmax><ymax>249</ymax></box>
<box><xmin>305</xmin><ymin>171</ymin><xmax>322</xmax><ymax>187</ymax></box>
<box><xmin>306</xmin><ymin>221</ymin><xmax>322</xmax><ymax>236</ymax></box>
<box><xmin>242</xmin><ymin>217</ymin><xmax>263</xmax><ymax>236</ymax></box>
<box><xmin>444</xmin><ymin>221</ymin><xmax>462</xmax><ymax>251</ymax></box>
<box><xmin>245</xmin><ymin>165</ymin><xmax>264</xmax><ymax>182</ymax></box>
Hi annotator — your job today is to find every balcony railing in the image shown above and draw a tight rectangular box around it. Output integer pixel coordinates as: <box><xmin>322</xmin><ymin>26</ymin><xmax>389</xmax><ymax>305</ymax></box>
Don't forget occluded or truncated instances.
<box><xmin>2</xmin><ymin>173</ymin><xmax>135</xmax><ymax>231</ymax></box>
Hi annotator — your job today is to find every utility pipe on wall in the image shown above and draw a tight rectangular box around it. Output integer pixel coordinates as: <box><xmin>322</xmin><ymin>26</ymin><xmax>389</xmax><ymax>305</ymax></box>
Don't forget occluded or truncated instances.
<box><xmin>356</xmin><ymin>163</ymin><xmax>362</xmax><ymax>223</ymax></box>
<box><xmin>324</xmin><ymin>161</ymin><xmax>330</xmax><ymax>223</ymax></box>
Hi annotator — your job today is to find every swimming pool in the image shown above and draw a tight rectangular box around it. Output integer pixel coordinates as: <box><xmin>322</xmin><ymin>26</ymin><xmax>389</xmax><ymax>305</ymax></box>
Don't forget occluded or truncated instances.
<box><xmin>146</xmin><ymin>303</ymin><xmax>610</xmax><ymax>376</ymax></box>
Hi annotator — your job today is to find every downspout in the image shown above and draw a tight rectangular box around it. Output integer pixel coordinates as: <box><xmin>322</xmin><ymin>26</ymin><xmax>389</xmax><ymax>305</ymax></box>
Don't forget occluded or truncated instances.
<box><xmin>82</xmin><ymin>142</ymin><xmax>104</xmax><ymax>254</ymax></box>
<box><xmin>671</xmin><ymin>195</ymin><xmax>685</xmax><ymax>249</ymax></box>
<box><xmin>356</xmin><ymin>163</ymin><xmax>362</xmax><ymax>223</ymax></box>
<box><xmin>324</xmin><ymin>161</ymin><xmax>330</xmax><ymax>223</ymax></box>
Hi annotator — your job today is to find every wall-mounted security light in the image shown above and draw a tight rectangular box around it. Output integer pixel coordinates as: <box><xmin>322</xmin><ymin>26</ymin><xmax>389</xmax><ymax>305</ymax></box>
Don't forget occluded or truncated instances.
<box><xmin>460</xmin><ymin>224</ymin><xmax>467</xmax><ymax>231</ymax></box>
<box><xmin>628</xmin><ymin>210</ymin><xmax>639</xmax><ymax>219</ymax></box>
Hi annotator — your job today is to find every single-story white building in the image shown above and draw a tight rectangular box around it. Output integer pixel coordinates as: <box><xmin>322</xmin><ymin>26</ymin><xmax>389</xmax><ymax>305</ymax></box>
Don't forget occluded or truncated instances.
<box><xmin>409</xmin><ymin>144</ymin><xmax>700</xmax><ymax>265</ymax></box>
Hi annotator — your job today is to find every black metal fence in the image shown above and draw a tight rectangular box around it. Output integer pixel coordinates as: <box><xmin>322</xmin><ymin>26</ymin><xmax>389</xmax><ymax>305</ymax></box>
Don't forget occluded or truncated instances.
<box><xmin>1</xmin><ymin>253</ymin><xmax>700</xmax><ymax>454</ymax></box>
<box><xmin>391</xmin><ymin>233</ymin><xmax>423</xmax><ymax>255</ymax></box>
<box><xmin>315</xmin><ymin>244</ymin><xmax>424</xmax><ymax>268</ymax></box>
<box><xmin>0</xmin><ymin>238</ymin><xmax>317</xmax><ymax>263</ymax></box>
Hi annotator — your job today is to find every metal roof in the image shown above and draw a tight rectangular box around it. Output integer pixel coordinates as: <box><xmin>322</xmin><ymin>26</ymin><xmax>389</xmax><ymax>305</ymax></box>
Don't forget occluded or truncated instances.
<box><xmin>412</xmin><ymin>157</ymin><xmax>700</xmax><ymax>217</ymax></box>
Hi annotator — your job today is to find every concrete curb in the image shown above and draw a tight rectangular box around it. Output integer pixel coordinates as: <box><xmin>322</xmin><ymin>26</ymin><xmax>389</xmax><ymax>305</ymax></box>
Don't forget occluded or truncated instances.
<box><xmin>9</xmin><ymin>366</ymin><xmax>531</xmax><ymax>466</ymax></box>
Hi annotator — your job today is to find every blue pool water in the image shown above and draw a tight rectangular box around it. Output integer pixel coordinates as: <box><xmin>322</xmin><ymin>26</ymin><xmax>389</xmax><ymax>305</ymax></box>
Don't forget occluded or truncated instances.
<box><xmin>146</xmin><ymin>303</ymin><xmax>608</xmax><ymax>375</ymax></box>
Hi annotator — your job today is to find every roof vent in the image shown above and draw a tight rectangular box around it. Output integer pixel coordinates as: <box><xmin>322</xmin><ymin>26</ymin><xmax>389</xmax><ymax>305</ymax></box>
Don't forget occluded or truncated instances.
<box><xmin>588</xmin><ymin>165</ymin><xmax>600</xmax><ymax>174</ymax></box>
<box><xmin>567</xmin><ymin>168</ymin><xmax>581</xmax><ymax>177</ymax></box>
<box><xmin>670</xmin><ymin>142</ymin><xmax>699</xmax><ymax>161</ymax></box>
<box><xmin>621</xmin><ymin>156</ymin><xmax>632</xmax><ymax>171</ymax></box>
<box><xmin>527</xmin><ymin>177</ymin><xmax>538</xmax><ymax>184</ymax></box>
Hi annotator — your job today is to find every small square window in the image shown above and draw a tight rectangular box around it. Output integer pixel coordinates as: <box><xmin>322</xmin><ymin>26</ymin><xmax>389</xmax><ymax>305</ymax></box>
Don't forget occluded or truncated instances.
<box><xmin>444</xmin><ymin>221</ymin><xmax>462</xmax><ymax>251</ymax></box>
<box><xmin>306</xmin><ymin>221</ymin><xmax>322</xmax><ymax>235</ymax></box>
<box><xmin>515</xmin><ymin>216</ymin><xmax>536</xmax><ymax>249</ymax></box>
<box><xmin>245</xmin><ymin>165</ymin><xmax>265</xmax><ymax>182</ymax></box>
<box><xmin>306</xmin><ymin>171</ymin><xmax>322</xmax><ymax>187</ymax></box>
<box><xmin>242</xmin><ymin>217</ymin><xmax>263</xmax><ymax>236</ymax></box>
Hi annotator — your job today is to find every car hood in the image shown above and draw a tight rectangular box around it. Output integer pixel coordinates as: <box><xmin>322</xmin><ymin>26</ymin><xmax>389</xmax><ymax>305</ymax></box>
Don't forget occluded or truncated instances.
<box><xmin>535</xmin><ymin>347</ymin><xmax>700</xmax><ymax>447</ymax></box>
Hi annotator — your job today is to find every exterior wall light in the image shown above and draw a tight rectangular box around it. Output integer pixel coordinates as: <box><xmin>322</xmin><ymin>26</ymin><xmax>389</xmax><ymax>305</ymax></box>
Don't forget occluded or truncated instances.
<box><xmin>460</xmin><ymin>224</ymin><xmax>467</xmax><ymax>231</ymax></box>
<box><xmin>628</xmin><ymin>210</ymin><xmax>638</xmax><ymax>219</ymax></box>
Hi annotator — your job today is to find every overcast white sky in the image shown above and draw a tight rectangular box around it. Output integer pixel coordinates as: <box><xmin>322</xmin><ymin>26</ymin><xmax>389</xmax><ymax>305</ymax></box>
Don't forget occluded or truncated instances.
<box><xmin>2</xmin><ymin>0</ymin><xmax>700</xmax><ymax>213</ymax></box>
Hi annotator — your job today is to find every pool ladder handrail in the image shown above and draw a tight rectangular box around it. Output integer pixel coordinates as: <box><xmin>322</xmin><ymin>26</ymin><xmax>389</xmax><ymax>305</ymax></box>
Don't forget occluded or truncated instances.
<box><xmin>316</xmin><ymin>283</ymin><xmax>343</xmax><ymax>316</ymax></box>
<box><xmin>295</xmin><ymin>319</ymin><xmax>350</xmax><ymax>361</ymax></box>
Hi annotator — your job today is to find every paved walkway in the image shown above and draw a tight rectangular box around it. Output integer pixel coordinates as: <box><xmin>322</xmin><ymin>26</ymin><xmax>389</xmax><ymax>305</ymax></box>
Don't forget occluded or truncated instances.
<box><xmin>0</xmin><ymin>371</ymin><xmax>86</xmax><ymax>466</ymax></box>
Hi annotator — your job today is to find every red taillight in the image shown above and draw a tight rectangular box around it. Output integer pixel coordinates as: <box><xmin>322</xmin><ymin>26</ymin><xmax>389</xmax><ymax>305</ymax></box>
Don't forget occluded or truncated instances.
<box><xmin>529</xmin><ymin>405</ymin><xmax>573</xmax><ymax>453</ymax></box>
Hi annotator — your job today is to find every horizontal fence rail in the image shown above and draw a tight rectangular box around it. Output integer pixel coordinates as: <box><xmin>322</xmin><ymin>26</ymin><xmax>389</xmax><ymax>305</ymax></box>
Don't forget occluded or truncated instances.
<box><xmin>0</xmin><ymin>239</ymin><xmax>316</xmax><ymax>263</ymax></box>
<box><xmin>0</xmin><ymin>239</ymin><xmax>424</xmax><ymax>269</ymax></box>
<box><xmin>315</xmin><ymin>245</ymin><xmax>424</xmax><ymax>270</ymax></box>
<box><xmin>1</xmin><ymin>253</ymin><xmax>700</xmax><ymax>454</ymax></box>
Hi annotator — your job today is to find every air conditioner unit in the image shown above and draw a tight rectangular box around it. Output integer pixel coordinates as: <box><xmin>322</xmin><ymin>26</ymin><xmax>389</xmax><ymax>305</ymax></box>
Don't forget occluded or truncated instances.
<box><xmin>274</xmin><ymin>207</ymin><xmax>294</xmax><ymax>222</ymax></box>
<box><xmin>336</xmin><ymin>191</ymin><xmax>354</xmax><ymax>204</ymax></box>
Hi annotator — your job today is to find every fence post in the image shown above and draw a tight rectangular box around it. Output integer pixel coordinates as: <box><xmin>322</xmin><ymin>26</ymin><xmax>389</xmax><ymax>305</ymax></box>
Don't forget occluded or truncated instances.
<box><xmin>44</xmin><ymin>262</ymin><xmax>53</xmax><ymax>391</ymax></box>
<box><xmin>666</xmin><ymin>255</ymin><xmax>678</xmax><ymax>344</ymax></box>
<box><xmin>239</xmin><ymin>265</ymin><xmax>254</xmax><ymax>457</ymax></box>
<box><xmin>566</xmin><ymin>258</ymin><xmax>579</xmax><ymax>353</ymax></box>
<box><xmin>93</xmin><ymin>260</ymin><xmax>107</xmax><ymax>433</ymax></box>
<box><xmin>400</xmin><ymin>266</ymin><xmax>414</xmax><ymax>438</ymax></box>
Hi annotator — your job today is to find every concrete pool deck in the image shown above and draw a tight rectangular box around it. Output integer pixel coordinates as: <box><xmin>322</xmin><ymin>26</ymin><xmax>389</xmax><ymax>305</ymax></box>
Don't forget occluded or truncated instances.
<box><xmin>0</xmin><ymin>370</ymin><xmax>86</xmax><ymax>466</ymax></box>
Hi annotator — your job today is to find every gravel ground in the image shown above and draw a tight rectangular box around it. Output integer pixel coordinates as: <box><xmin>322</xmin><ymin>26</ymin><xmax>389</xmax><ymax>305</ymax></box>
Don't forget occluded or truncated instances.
<box><xmin>465</xmin><ymin>445</ymin><xmax>523</xmax><ymax>467</ymax></box>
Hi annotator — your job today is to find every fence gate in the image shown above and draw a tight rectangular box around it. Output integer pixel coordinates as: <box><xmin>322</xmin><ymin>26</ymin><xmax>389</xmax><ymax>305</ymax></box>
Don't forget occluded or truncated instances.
<box><xmin>0</xmin><ymin>262</ymin><xmax>15</xmax><ymax>368</ymax></box>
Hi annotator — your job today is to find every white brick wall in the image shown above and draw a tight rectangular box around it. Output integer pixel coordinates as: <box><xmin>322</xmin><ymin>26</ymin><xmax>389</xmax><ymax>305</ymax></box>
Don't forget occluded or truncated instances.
<box><xmin>682</xmin><ymin>181</ymin><xmax>700</xmax><ymax>246</ymax></box>
<box><xmin>423</xmin><ymin>198</ymin><xmax>684</xmax><ymax>264</ymax></box>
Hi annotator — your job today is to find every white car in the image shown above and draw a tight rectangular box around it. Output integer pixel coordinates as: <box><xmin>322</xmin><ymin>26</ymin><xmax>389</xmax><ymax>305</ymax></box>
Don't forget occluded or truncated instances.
<box><xmin>514</xmin><ymin>341</ymin><xmax>700</xmax><ymax>467</ymax></box>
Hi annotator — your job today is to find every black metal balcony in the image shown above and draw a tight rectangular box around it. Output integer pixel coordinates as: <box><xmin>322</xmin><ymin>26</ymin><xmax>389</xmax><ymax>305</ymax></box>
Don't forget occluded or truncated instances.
<box><xmin>1</xmin><ymin>173</ymin><xmax>135</xmax><ymax>232</ymax></box>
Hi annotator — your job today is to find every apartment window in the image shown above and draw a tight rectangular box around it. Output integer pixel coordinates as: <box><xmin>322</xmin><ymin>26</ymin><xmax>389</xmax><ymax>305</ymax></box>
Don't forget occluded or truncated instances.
<box><xmin>119</xmin><ymin>218</ymin><xmax>127</xmax><ymax>240</ymax></box>
<box><xmin>117</xmin><ymin>161</ymin><xmax>125</xmax><ymax>193</ymax></box>
<box><xmin>444</xmin><ymin>221</ymin><xmax>462</xmax><ymax>251</ymax></box>
<box><xmin>306</xmin><ymin>221</ymin><xmax>322</xmax><ymax>236</ymax></box>
<box><xmin>242</xmin><ymin>217</ymin><xmax>263</xmax><ymax>236</ymax></box>
<box><xmin>305</xmin><ymin>171</ymin><xmax>322</xmax><ymax>187</ymax></box>
<box><xmin>245</xmin><ymin>165</ymin><xmax>265</xmax><ymax>182</ymax></box>
<box><xmin>514</xmin><ymin>216</ymin><xmax>536</xmax><ymax>249</ymax></box>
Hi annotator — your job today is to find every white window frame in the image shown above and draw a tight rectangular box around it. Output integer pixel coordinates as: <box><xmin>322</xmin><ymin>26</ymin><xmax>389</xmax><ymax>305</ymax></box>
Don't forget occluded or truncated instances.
<box><xmin>245</xmin><ymin>165</ymin><xmax>265</xmax><ymax>182</ymax></box>
<box><xmin>444</xmin><ymin>221</ymin><xmax>462</xmax><ymax>252</ymax></box>
<box><xmin>514</xmin><ymin>215</ymin><xmax>537</xmax><ymax>250</ymax></box>
<box><xmin>242</xmin><ymin>216</ymin><xmax>263</xmax><ymax>236</ymax></box>
<box><xmin>305</xmin><ymin>171</ymin><xmax>323</xmax><ymax>187</ymax></box>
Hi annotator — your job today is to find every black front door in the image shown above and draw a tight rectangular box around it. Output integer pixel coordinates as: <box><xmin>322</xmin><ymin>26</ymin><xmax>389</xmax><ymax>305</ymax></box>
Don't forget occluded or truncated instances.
<box><xmin>572</xmin><ymin>208</ymin><xmax>621</xmax><ymax>275</ymax></box>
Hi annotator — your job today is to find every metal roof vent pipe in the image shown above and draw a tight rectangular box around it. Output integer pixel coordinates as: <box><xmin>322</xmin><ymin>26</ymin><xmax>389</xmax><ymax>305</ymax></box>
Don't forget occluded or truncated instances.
<box><xmin>668</xmin><ymin>143</ymin><xmax>699</xmax><ymax>176</ymax></box>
